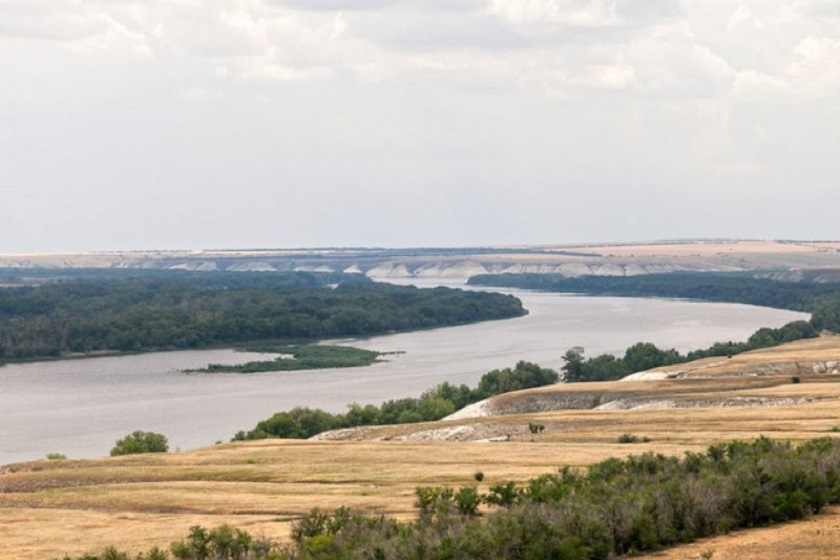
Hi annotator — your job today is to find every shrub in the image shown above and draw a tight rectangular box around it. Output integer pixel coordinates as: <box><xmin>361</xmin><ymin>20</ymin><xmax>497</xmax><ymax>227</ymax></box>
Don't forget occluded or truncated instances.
<box><xmin>414</xmin><ymin>486</ymin><xmax>455</xmax><ymax>519</ymax></box>
<box><xmin>454</xmin><ymin>486</ymin><xmax>482</xmax><ymax>517</ymax></box>
<box><xmin>473</xmin><ymin>470</ymin><xmax>484</xmax><ymax>482</ymax></box>
<box><xmin>46</xmin><ymin>452</ymin><xmax>67</xmax><ymax>461</ymax></box>
<box><xmin>618</xmin><ymin>433</ymin><xmax>639</xmax><ymax>444</ymax></box>
<box><xmin>484</xmin><ymin>481</ymin><xmax>520</xmax><ymax>507</ymax></box>
<box><xmin>110</xmin><ymin>431</ymin><xmax>169</xmax><ymax>456</ymax></box>
<box><xmin>528</xmin><ymin>422</ymin><xmax>545</xmax><ymax>434</ymax></box>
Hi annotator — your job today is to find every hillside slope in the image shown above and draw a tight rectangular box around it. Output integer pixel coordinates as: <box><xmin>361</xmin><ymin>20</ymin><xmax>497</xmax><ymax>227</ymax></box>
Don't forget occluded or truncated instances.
<box><xmin>4</xmin><ymin>337</ymin><xmax>840</xmax><ymax>559</ymax></box>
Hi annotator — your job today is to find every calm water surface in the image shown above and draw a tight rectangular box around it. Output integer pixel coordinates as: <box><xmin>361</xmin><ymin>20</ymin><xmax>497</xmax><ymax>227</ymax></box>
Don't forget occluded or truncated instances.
<box><xmin>0</xmin><ymin>282</ymin><xmax>806</xmax><ymax>464</ymax></box>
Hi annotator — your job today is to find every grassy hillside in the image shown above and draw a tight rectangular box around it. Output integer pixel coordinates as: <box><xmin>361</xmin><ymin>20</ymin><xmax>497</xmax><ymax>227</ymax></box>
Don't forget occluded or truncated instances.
<box><xmin>4</xmin><ymin>336</ymin><xmax>840</xmax><ymax>559</ymax></box>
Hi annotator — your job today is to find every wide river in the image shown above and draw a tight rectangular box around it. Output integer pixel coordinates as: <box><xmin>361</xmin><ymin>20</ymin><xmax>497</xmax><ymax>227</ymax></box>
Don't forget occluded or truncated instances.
<box><xmin>0</xmin><ymin>280</ymin><xmax>807</xmax><ymax>464</ymax></box>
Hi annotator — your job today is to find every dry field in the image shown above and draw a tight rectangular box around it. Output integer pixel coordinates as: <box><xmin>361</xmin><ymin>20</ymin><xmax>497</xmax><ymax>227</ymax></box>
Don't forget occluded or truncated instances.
<box><xmin>564</xmin><ymin>240</ymin><xmax>836</xmax><ymax>258</ymax></box>
<box><xmin>632</xmin><ymin>506</ymin><xmax>840</xmax><ymax>560</ymax></box>
<box><xmin>5</xmin><ymin>337</ymin><xmax>840</xmax><ymax>559</ymax></box>
<box><xmin>0</xmin><ymin>440</ymin><xmax>650</xmax><ymax>559</ymax></box>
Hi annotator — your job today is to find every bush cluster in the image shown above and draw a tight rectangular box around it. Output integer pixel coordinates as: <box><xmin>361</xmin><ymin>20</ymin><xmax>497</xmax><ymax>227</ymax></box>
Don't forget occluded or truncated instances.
<box><xmin>110</xmin><ymin>431</ymin><xmax>169</xmax><ymax>456</ymax></box>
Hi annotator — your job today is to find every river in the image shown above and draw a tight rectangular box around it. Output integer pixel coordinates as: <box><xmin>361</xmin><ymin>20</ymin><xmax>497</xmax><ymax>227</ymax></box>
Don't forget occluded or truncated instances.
<box><xmin>0</xmin><ymin>282</ymin><xmax>807</xmax><ymax>464</ymax></box>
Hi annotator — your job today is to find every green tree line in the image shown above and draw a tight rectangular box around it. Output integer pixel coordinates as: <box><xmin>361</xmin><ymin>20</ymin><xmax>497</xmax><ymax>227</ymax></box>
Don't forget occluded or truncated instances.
<box><xmin>0</xmin><ymin>272</ymin><xmax>525</xmax><ymax>361</ymax></box>
<box><xmin>469</xmin><ymin>271</ymin><xmax>840</xmax><ymax>333</ymax></box>
<box><xmin>469</xmin><ymin>272</ymin><xmax>840</xmax><ymax>382</ymax></box>
<box><xmin>561</xmin><ymin>319</ymin><xmax>818</xmax><ymax>382</ymax></box>
<box><xmin>233</xmin><ymin>361</ymin><xmax>559</xmax><ymax>440</ymax></box>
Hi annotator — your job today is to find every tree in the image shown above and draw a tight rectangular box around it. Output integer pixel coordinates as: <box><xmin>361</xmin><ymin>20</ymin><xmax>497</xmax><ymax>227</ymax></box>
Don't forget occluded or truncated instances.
<box><xmin>253</xmin><ymin>412</ymin><xmax>304</xmax><ymax>439</ymax></box>
<box><xmin>622</xmin><ymin>342</ymin><xmax>680</xmax><ymax>373</ymax></box>
<box><xmin>579</xmin><ymin>354</ymin><xmax>631</xmax><ymax>381</ymax></box>
<box><xmin>110</xmin><ymin>430</ymin><xmax>169</xmax><ymax>456</ymax></box>
<box><xmin>561</xmin><ymin>347</ymin><xmax>585</xmax><ymax>382</ymax></box>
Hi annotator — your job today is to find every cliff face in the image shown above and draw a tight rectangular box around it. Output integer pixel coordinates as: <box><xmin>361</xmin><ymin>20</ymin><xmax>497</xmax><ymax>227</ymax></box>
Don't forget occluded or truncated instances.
<box><xmin>3</xmin><ymin>241</ymin><xmax>840</xmax><ymax>280</ymax></box>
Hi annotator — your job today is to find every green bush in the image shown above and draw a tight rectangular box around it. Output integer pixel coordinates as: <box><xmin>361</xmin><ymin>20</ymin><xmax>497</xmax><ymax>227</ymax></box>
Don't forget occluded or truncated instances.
<box><xmin>528</xmin><ymin>422</ymin><xmax>545</xmax><ymax>434</ymax></box>
<box><xmin>110</xmin><ymin>431</ymin><xmax>169</xmax><ymax>456</ymax></box>
<box><xmin>454</xmin><ymin>487</ymin><xmax>482</xmax><ymax>517</ymax></box>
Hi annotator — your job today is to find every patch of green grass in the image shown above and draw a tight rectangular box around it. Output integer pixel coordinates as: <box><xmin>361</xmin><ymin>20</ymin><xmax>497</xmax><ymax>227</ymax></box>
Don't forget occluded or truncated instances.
<box><xmin>192</xmin><ymin>344</ymin><xmax>383</xmax><ymax>373</ymax></box>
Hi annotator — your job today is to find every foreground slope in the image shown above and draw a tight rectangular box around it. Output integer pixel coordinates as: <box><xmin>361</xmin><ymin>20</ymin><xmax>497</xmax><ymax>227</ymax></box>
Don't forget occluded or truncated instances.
<box><xmin>4</xmin><ymin>336</ymin><xmax>840</xmax><ymax>559</ymax></box>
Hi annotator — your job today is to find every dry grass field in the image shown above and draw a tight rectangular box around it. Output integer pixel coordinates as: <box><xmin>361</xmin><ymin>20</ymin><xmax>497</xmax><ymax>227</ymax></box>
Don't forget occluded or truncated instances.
<box><xmin>632</xmin><ymin>506</ymin><xmax>840</xmax><ymax>560</ymax></box>
<box><xmin>5</xmin><ymin>336</ymin><xmax>840</xmax><ymax>559</ymax></box>
<box><xmin>0</xmin><ymin>440</ymin><xmax>650</xmax><ymax>559</ymax></box>
<box><xmin>565</xmin><ymin>240</ymin><xmax>833</xmax><ymax>258</ymax></box>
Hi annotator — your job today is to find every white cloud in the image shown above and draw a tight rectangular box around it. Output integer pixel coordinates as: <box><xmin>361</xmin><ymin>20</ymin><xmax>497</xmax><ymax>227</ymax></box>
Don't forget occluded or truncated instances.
<box><xmin>577</xmin><ymin>63</ymin><xmax>637</xmax><ymax>89</ymax></box>
<box><xmin>788</xmin><ymin>35</ymin><xmax>840</xmax><ymax>96</ymax></box>
<box><xmin>66</xmin><ymin>13</ymin><xmax>152</xmax><ymax>57</ymax></box>
<box><xmin>2</xmin><ymin>0</ymin><xmax>840</xmax><ymax>250</ymax></box>
<box><xmin>487</xmin><ymin>0</ymin><xmax>621</xmax><ymax>28</ymax></box>
<box><xmin>176</xmin><ymin>86</ymin><xmax>224</xmax><ymax>101</ymax></box>
<box><xmin>731</xmin><ymin>70</ymin><xmax>793</xmax><ymax>98</ymax></box>
<box><xmin>0</xmin><ymin>1</ymin><xmax>152</xmax><ymax>57</ymax></box>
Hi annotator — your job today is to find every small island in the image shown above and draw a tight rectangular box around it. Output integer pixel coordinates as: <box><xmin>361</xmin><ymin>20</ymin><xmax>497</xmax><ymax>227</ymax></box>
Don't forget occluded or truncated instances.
<box><xmin>190</xmin><ymin>344</ymin><xmax>386</xmax><ymax>373</ymax></box>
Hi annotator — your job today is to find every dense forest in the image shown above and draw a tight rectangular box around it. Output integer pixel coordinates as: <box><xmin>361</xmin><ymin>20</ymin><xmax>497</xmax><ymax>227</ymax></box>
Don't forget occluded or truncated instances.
<box><xmin>0</xmin><ymin>271</ymin><xmax>525</xmax><ymax>361</ymax></box>
<box><xmin>61</xmin><ymin>436</ymin><xmax>840</xmax><ymax>560</ymax></box>
<box><xmin>469</xmin><ymin>272</ymin><xmax>840</xmax><ymax>333</ymax></box>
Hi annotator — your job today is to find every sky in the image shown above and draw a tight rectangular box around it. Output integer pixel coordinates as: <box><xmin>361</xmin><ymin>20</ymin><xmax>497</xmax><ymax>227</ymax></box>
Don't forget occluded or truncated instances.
<box><xmin>1</xmin><ymin>0</ymin><xmax>839</xmax><ymax>252</ymax></box>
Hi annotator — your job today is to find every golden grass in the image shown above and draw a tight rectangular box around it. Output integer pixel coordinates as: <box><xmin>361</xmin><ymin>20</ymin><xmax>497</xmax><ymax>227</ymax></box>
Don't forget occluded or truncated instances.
<box><xmin>6</xmin><ymin>338</ymin><xmax>840</xmax><ymax>559</ymax></box>
<box><xmin>633</xmin><ymin>506</ymin><xmax>840</xmax><ymax>560</ymax></box>
<box><xmin>644</xmin><ymin>334</ymin><xmax>840</xmax><ymax>378</ymax></box>
<box><xmin>564</xmin><ymin>240</ymin><xmax>837</xmax><ymax>257</ymax></box>
<box><xmin>0</xmin><ymin>441</ymin><xmax>642</xmax><ymax>560</ymax></box>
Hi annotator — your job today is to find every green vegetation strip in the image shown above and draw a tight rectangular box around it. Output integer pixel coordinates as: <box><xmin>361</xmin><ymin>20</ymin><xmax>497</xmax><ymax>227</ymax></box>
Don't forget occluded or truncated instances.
<box><xmin>58</xmin><ymin>436</ymin><xmax>840</xmax><ymax>560</ymax></box>
<box><xmin>560</xmin><ymin>317</ymin><xmax>816</xmax><ymax>383</ymax></box>
<box><xmin>191</xmin><ymin>345</ymin><xmax>384</xmax><ymax>373</ymax></box>
<box><xmin>468</xmin><ymin>271</ymin><xmax>840</xmax><ymax>331</ymax></box>
<box><xmin>233</xmin><ymin>361</ymin><xmax>558</xmax><ymax>440</ymax></box>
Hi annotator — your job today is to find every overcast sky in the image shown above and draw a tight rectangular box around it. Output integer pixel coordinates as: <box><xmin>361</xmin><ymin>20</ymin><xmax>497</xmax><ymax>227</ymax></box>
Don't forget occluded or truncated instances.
<box><xmin>1</xmin><ymin>1</ymin><xmax>839</xmax><ymax>252</ymax></box>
